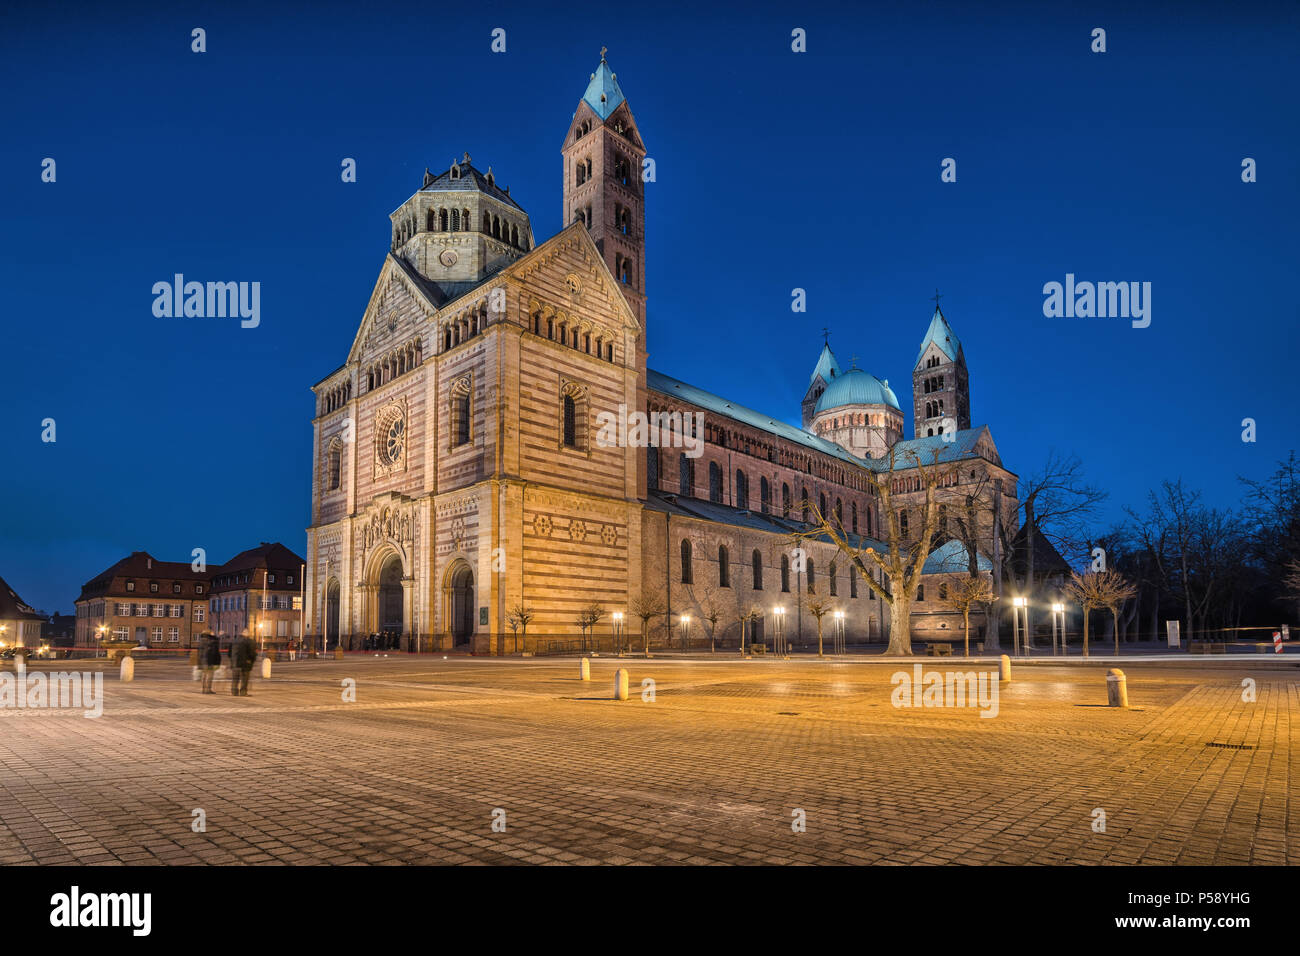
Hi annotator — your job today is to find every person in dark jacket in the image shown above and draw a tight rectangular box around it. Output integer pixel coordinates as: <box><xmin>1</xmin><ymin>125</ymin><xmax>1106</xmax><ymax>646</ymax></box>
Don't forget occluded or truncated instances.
<box><xmin>231</xmin><ymin>633</ymin><xmax>257</xmax><ymax>697</ymax></box>
<box><xmin>198</xmin><ymin>632</ymin><xmax>221</xmax><ymax>693</ymax></box>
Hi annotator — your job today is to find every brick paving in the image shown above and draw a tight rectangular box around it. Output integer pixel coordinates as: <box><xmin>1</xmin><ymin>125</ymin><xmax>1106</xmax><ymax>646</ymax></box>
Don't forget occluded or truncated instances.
<box><xmin>0</xmin><ymin>654</ymin><xmax>1294</xmax><ymax>865</ymax></box>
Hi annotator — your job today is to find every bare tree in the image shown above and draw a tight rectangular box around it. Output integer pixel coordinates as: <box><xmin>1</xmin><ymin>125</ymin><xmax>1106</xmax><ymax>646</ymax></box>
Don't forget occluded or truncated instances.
<box><xmin>1126</xmin><ymin>480</ymin><xmax>1242</xmax><ymax>640</ymax></box>
<box><xmin>701</xmin><ymin>600</ymin><xmax>721</xmax><ymax>652</ymax></box>
<box><xmin>806</xmin><ymin>599</ymin><xmax>831</xmax><ymax>657</ymax></box>
<box><xmin>1004</xmin><ymin>452</ymin><xmax>1108</xmax><ymax>648</ymax></box>
<box><xmin>576</xmin><ymin>601</ymin><xmax>605</xmax><ymax>653</ymax></box>
<box><xmin>796</xmin><ymin>444</ymin><xmax>951</xmax><ymax>655</ymax></box>
<box><xmin>507</xmin><ymin>603</ymin><xmax>534</xmax><ymax>655</ymax></box>
<box><xmin>1063</xmin><ymin>570</ymin><xmax>1136</xmax><ymax>657</ymax></box>
<box><xmin>629</xmin><ymin>594</ymin><xmax>664</xmax><ymax>659</ymax></box>
<box><xmin>940</xmin><ymin>575</ymin><xmax>997</xmax><ymax>657</ymax></box>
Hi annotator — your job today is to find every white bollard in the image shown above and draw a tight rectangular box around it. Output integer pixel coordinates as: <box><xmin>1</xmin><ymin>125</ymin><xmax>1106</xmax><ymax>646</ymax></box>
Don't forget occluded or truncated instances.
<box><xmin>999</xmin><ymin>654</ymin><xmax>1011</xmax><ymax>682</ymax></box>
<box><xmin>120</xmin><ymin>655</ymin><xmax>134</xmax><ymax>683</ymax></box>
<box><xmin>614</xmin><ymin>668</ymin><xmax>629</xmax><ymax>701</ymax></box>
<box><xmin>262</xmin><ymin>656</ymin><xmax>272</xmax><ymax>679</ymax></box>
<box><xmin>14</xmin><ymin>654</ymin><xmax>25</xmax><ymax>677</ymax></box>
<box><xmin>579</xmin><ymin>657</ymin><xmax>590</xmax><ymax>681</ymax></box>
<box><xmin>1106</xmin><ymin>668</ymin><xmax>1128</xmax><ymax>708</ymax></box>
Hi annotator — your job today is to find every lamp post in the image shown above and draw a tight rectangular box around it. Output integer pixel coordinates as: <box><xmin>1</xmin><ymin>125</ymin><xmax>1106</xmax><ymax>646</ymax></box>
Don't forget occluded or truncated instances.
<box><xmin>613</xmin><ymin>611</ymin><xmax>624</xmax><ymax>656</ymax></box>
<box><xmin>773</xmin><ymin>606</ymin><xmax>786</xmax><ymax>657</ymax></box>
<box><xmin>1012</xmin><ymin>596</ymin><xmax>1027</xmax><ymax>656</ymax></box>
<box><xmin>96</xmin><ymin>624</ymin><xmax>107</xmax><ymax>659</ymax></box>
<box><xmin>679</xmin><ymin>613</ymin><xmax>691</xmax><ymax>653</ymax></box>
<box><xmin>1051</xmin><ymin>602</ymin><xmax>1065</xmax><ymax>656</ymax></box>
<box><xmin>833</xmin><ymin>609</ymin><xmax>846</xmax><ymax>655</ymax></box>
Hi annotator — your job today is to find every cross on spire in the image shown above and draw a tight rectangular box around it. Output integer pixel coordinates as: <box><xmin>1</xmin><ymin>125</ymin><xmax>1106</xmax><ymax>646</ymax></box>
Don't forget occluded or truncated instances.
<box><xmin>850</xmin><ymin>353</ymin><xmax>860</xmax><ymax>369</ymax></box>
<box><xmin>932</xmin><ymin>288</ymin><xmax>943</xmax><ymax>311</ymax></box>
<box><xmin>822</xmin><ymin>327</ymin><xmax>829</xmax><ymax>346</ymax></box>
<box><xmin>600</xmin><ymin>46</ymin><xmax>608</xmax><ymax>61</ymax></box>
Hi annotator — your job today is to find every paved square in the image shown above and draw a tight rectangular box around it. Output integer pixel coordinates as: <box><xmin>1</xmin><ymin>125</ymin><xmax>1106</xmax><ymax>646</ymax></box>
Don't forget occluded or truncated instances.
<box><xmin>0</xmin><ymin>654</ymin><xmax>1294</xmax><ymax>865</ymax></box>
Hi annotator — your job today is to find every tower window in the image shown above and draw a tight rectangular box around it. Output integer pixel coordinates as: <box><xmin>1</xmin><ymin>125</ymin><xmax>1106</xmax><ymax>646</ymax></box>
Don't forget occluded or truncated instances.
<box><xmin>560</xmin><ymin>383</ymin><xmax>588</xmax><ymax>451</ymax></box>
<box><xmin>563</xmin><ymin>394</ymin><xmax>577</xmax><ymax>447</ymax></box>
<box><xmin>451</xmin><ymin>378</ymin><xmax>472</xmax><ymax>447</ymax></box>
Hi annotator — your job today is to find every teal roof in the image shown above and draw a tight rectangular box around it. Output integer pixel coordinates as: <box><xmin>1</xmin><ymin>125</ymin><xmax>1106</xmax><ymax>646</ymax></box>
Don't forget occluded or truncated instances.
<box><xmin>814</xmin><ymin>368</ymin><xmax>902</xmax><ymax>412</ymax></box>
<box><xmin>864</xmin><ymin>426</ymin><xmax>995</xmax><ymax>471</ymax></box>
<box><xmin>914</xmin><ymin>307</ymin><xmax>963</xmax><ymax>369</ymax></box>
<box><xmin>923</xmin><ymin>540</ymin><xmax>993</xmax><ymax>574</ymax></box>
<box><xmin>582</xmin><ymin>55</ymin><xmax>626</xmax><ymax>120</ymax></box>
<box><xmin>647</xmin><ymin>369</ymin><xmax>868</xmax><ymax>469</ymax></box>
<box><xmin>808</xmin><ymin>344</ymin><xmax>841</xmax><ymax>387</ymax></box>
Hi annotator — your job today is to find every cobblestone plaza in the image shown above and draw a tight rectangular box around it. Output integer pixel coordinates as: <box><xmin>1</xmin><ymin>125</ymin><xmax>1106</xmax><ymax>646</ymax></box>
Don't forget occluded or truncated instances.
<box><xmin>0</xmin><ymin>655</ymin><xmax>1293</xmax><ymax>866</ymax></box>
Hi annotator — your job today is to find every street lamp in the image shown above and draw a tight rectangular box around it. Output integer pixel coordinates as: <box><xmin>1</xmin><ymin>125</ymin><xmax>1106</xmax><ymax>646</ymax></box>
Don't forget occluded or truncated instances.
<box><xmin>1012</xmin><ymin>596</ymin><xmax>1028</xmax><ymax>656</ymax></box>
<box><xmin>612</xmin><ymin>611</ymin><xmax>624</xmax><ymax>656</ymax></box>
<box><xmin>772</xmin><ymin>606</ymin><xmax>787</xmax><ymax>658</ymax></box>
<box><xmin>679</xmin><ymin>613</ymin><xmax>691</xmax><ymax>653</ymax></box>
<box><xmin>832</xmin><ymin>609</ymin><xmax>846</xmax><ymax>656</ymax></box>
<box><xmin>1051</xmin><ymin>602</ymin><xmax>1066</xmax><ymax>656</ymax></box>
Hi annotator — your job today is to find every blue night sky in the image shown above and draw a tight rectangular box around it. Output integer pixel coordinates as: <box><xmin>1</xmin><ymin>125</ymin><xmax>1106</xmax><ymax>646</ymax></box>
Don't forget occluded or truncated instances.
<box><xmin>2</xmin><ymin>0</ymin><xmax>1297</xmax><ymax>613</ymax></box>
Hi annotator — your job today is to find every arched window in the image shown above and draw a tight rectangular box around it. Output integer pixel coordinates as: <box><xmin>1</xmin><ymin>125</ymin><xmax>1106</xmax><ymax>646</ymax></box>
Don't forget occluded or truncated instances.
<box><xmin>760</xmin><ymin>477</ymin><xmax>770</xmax><ymax>515</ymax></box>
<box><xmin>718</xmin><ymin>546</ymin><xmax>730</xmax><ymax>588</ymax></box>
<box><xmin>819</xmin><ymin>493</ymin><xmax>828</xmax><ymax>521</ymax></box>
<box><xmin>563</xmin><ymin>394</ymin><xmax>577</xmax><ymax>447</ymax></box>
<box><xmin>678</xmin><ymin>454</ymin><xmax>693</xmax><ymax>497</ymax></box>
<box><xmin>560</xmin><ymin>383</ymin><xmax>588</xmax><ymax>451</ymax></box>
<box><xmin>752</xmin><ymin>549</ymin><xmax>763</xmax><ymax>590</ymax></box>
<box><xmin>735</xmin><ymin>470</ymin><xmax>748</xmax><ymax>509</ymax></box>
<box><xmin>850</xmin><ymin>567</ymin><xmax>858</xmax><ymax>598</ymax></box>
<box><xmin>680</xmin><ymin>539</ymin><xmax>693</xmax><ymax>584</ymax></box>
<box><xmin>899</xmin><ymin>510</ymin><xmax>909</xmax><ymax>537</ymax></box>
<box><xmin>782</xmin><ymin>483</ymin><xmax>791</xmax><ymax>518</ymax></box>
<box><xmin>866</xmin><ymin>507</ymin><xmax>873</xmax><ymax>536</ymax></box>
<box><xmin>647</xmin><ymin>445</ymin><xmax>659</xmax><ymax>490</ymax></box>
<box><xmin>326</xmin><ymin>439</ymin><xmax>342</xmax><ymax>491</ymax></box>
<box><xmin>800</xmin><ymin>488</ymin><xmax>809</xmax><ymax>521</ymax></box>
<box><xmin>451</xmin><ymin>377</ymin><xmax>472</xmax><ymax>447</ymax></box>
<box><xmin>450</xmin><ymin>208</ymin><xmax>460</xmax><ymax>231</ymax></box>
<box><xmin>835</xmin><ymin>498</ymin><xmax>843</xmax><ymax>527</ymax></box>
<box><xmin>439</xmin><ymin>208</ymin><xmax>448</xmax><ymax>231</ymax></box>
<box><xmin>709</xmin><ymin>462</ymin><xmax>722</xmax><ymax>503</ymax></box>
<box><xmin>806</xmin><ymin>559</ymin><xmax>816</xmax><ymax>594</ymax></box>
<box><xmin>829</xmin><ymin>562</ymin><xmax>837</xmax><ymax>597</ymax></box>
<box><xmin>851</xmin><ymin>501</ymin><xmax>859</xmax><ymax>534</ymax></box>
<box><xmin>781</xmin><ymin>555</ymin><xmax>790</xmax><ymax>593</ymax></box>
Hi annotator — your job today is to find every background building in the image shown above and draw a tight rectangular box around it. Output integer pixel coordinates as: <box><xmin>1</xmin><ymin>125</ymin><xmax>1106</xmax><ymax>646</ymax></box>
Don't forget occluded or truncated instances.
<box><xmin>74</xmin><ymin>553</ymin><xmax>210</xmax><ymax>649</ymax></box>
<box><xmin>0</xmin><ymin>575</ymin><xmax>46</xmax><ymax>649</ymax></box>
<box><xmin>208</xmin><ymin>542</ymin><xmax>305</xmax><ymax>651</ymax></box>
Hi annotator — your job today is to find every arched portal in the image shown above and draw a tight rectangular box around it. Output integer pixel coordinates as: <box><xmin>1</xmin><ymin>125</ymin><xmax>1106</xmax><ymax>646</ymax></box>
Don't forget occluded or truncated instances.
<box><xmin>378</xmin><ymin>554</ymin><xmax>404</xmax><ymax>633</ymax></box>
<box><xmin>444</xmin><ymin>561</ymin><xmax>475</xmax><ymax>648</ymax></box>
<box><xmin>325</xmin><ymin>579</ymin><xmax>340</xmax><ymax>650</ymax></box>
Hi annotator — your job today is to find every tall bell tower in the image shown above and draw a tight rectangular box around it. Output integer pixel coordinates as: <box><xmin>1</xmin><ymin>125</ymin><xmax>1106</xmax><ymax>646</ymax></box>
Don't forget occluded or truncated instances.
<box><xmin>562</xmin><ymin>49</ymin><xmax>647</xmax><ymax>333</ymax></box>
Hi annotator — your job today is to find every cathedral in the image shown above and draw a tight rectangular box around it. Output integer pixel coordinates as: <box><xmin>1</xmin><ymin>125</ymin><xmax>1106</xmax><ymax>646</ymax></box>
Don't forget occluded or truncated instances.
<box><xmin>305</xmin><ymin>52</ymin><xmax>1020</xmax><ymax>653</ymax></box>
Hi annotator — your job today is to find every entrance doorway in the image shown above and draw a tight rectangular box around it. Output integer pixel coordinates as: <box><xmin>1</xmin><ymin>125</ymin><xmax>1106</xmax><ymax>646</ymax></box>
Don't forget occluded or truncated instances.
<box><xmin>449</xmin><ymin>564</ymin><xmax>474</xmax><ymax>647</ymax></box>
<box><xmin>325</xmin><ymin>579</ymin><xmax>340</xmax><ymax>650</ymax></box>
<box><xmin>378</xmin><ymin>555</ymin><xmax>404</xmax><ymax>635</ymax></box>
